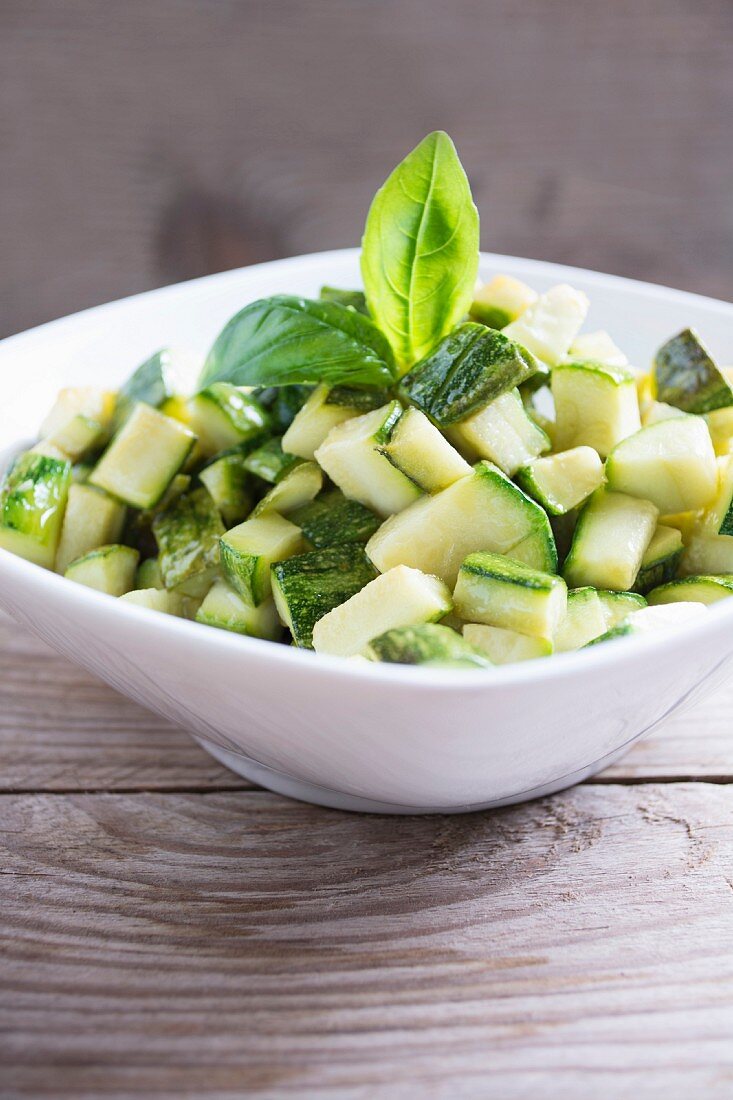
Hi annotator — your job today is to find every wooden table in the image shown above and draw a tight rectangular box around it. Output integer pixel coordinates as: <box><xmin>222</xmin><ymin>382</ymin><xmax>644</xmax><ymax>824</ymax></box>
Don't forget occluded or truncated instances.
<box><xmin>1</xmin><ymin>610</ymin><xmax>733</xmax><ymax>1098</ymax></box>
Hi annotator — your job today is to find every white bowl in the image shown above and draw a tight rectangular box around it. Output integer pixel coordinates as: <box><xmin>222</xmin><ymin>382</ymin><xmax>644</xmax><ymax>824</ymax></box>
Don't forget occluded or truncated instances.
<box><xmin>1</xmin><ymin>249</ymin><xmax>732</xmax><ymax>814</ymax></box>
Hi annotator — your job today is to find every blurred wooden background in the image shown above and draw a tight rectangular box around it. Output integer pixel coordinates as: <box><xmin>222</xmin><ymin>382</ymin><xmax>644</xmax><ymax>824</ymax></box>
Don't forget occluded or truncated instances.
<box><xmin>1</xmin><ymin>0</ymin><xmax>731</xmax><ymax>340</ymax></box>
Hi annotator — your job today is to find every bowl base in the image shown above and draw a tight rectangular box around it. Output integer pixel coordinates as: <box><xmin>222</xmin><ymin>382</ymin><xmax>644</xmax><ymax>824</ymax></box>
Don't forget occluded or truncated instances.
<box><xmin>196</xmin><ymin>738</ymin><xmax>629</xmax><ymax>815</ymax></box>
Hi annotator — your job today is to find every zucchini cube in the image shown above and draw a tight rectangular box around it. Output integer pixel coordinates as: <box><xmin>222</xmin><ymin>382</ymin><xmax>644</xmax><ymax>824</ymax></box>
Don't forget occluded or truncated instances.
<box><xmin>315</xmin><ymin>402</ymin><xmax>421</xmax><ymax>518</ymax></box>
<box><xmin>462</xmin><ymin>623</ymin><xmax>552</xmax><ymax>664</ymax></box>
<box><xmin>366</xmin><ymin>461</ymin><xmax>556</xmax><ymax>587</ymax></box>
<box><xmin>648</xmin><ymin>576</ymin><xmax>733</xmax><ymax>606</ymax></box>
<box><xmin>271</xmin><ymin>544</ymin><xmax>377</xmax><ymax>648</ymax></box>
<box><xmin>65</xmin><ymin>544</ymin><xmax>139</xmax><ymax>596</ymax></box>
<box><xmin>311</xmin><ymin>565</ymin><xmax>453</xmax><ymax>657</ymax></box>
<box><xmin>221</xmin><ymin>513</ymin><xmax>304</xmax><ymax>606</ymax></box>
<box><xmin>680</xmin><ymin>533</ymin><xmax>733</xmax><ymax>576</ymax></box>
<box><xmin>502</xmin><ymin>284</ymin><xmax>588</xmax><ymax>366</ymax></box>
<box><xmin>654</xmin><ymin>328</ymin><xmax>733</xmax><ymax>414</ymax></box>
<box><xmin>0</xmin><ymin>451</ymin><xmax>72</xmax><ymax>568</ymax></box>
<box><xmin>196</xmin><ymin>580</ymin><xmax>283</xmax><ymax>639</ymax></box>
<box><xmin>289</xmin><ymin>490</ymin><xmax>381</xmax><ymax>550</ymax></box>
<box><xmin>516</xmin><ymin>446</ymin><xmax>603</xmax><ymax>516</ymax></box>
<box><xmin>595</xmin><ymin>590</ymin><xmax>646</xmax><ymax>627</ymax></box>
<box><xmin>553</xmin><ymin>587</ymin><xmax>609</xmax><ymax>652</ymax></box>
<box><xmin>449</xmin><ymin>388</ymin><xmax>550</xmax><ymax>476</ymax></box>
<box><xmin>242</xmin><ymin>438</ymin><xmax>302</xmax><ymax>484</ymax></box>
<box><xmin>470</xmin><ymin>274</ymin><xmax>537</xmax><ymax>330</ymax></box>
<box><xmin>633</xmin><ymin>525</ymin><xmax>683</xmax><ymax>595</ymax></box>
<box><xmin>89</xmin><ymin>403</ymin><xmax>196</xmax><ymax>509</ymax></box>
<box><xmin>552</xmin><ymin>360</ymin><xmax>641</xmax><ymax>458</ymax></box>
<box><xmin>282</xmin><ymin>383</ymin><xmax>365</xmax><ymax>460</ymax></box>
<box><xmin>55</xmin><ymin>483</ymin><xmax>127</xmax><ymax>573</ymax></box>
<box><xmin>568</xmin><ymin>330</ymin><xmax>629</xmax><ymax>368</ymax></box>
<box><xmin>564</xmin><ymin>489</ymin><xmax>658</xmax><ymax>592</ymax></box>
<box><xmin>399</xmin><ymin>323</ymin><xmax>538</xmax><ymax>425</ymax></box>
<box><xmin>454</xmin><ymin>552</ymin><xmax>567</xmax><ymax>642</ymax></box>
<box><xmin>189</xmin><ymin>383</ymin><xmax>270</xmax><ymax>454</ymax></box>
<box><xmin>700</xmin><ymin>455</ymin><xmax>733</xmax><ymax>536</ymax></box>
<box><xmin>153</xmin><ymin>488</ymin><xmax>225</xmax><ymax>592</ymax></box>
<box><xmin>365</xmin><ymin>623</ymin><xmax>491</xmax><ymax>668</ymax></box>
<box><xmin>199</xmin><ymin>453</ymin><xmax>252</xmax><ymax>527</ymax></box>
<box><xmin>377</xmin><ymin>407</ymin><xmax>471</xmax><ymax>493</ymax></box>
<box><xmin>251</xmin><ymin>461</ymin><xmax>323</xmax><ymax>518</ymax></box>
<box><xmin>606</xmin><ymin>416</ymin><xmax>717</xmax><ymax>514</ymax></box>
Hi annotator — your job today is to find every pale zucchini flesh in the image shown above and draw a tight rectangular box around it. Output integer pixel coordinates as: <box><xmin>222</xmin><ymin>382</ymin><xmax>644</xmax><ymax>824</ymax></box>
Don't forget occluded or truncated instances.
<box><xmin>55</xmin><ymin>483</ymin><xmax>127</xmax><ymax>574</ymax></box>
<box><xmin>568</xmin><ymin>330</ymin><xmax>628</xmax><ymax>368</ymax></box>
<box><xmin>196</xmin><ymin>580</ymin><xmax>283</xmax><ymax>639</ymax></box>
<box><xmin>450</xmin><ymin>389</ymin><xmax>550</xmax><ymax>476</ymax></box>
<box><xmin>647</xmin><ymin>575</ymin><xmax>733</xmax><ymax>606</ymax></box>
<box><xmin>564</xmin><ymin>489</ymin><xmax>658</xmax><ymax>592</ymax></box>
<box><xmin>271</xmin><ymin>544</ymin><xmax>378</xmax><ymax>648</ymax></box>
<box><xmin>502</xmin><ymin>284</ymin><xmax>589</xmax><ymax>366</ymax></box>
<box><xmin>633</xmin><ymin>524</ymin><xmax>683</xmax><ymax>595</ymax></box>
<box><xmin>251</xmin><ymin>461</ymin><xmax>323</xmax><ymax>518</ymax></box>
<box><xmin>379</xmin><ymin>407</ymin><xmax>471</xmax><ymax>493</ymax></box>
<box><xmin>462</xmin><ymin>623</ymin><xmax>552</xmax><ymax>664</ymax></box>
<box><xmin>470</xmin><ymin>274</ymin><xmax>538</xmax><ymax>329</ymax></box>
<box><xmin>454</xmin><ymin>551</ymin><xmax>567</xmax><ymax>641</ymax></box>
<box><xmin>281</xmin><ymin>384</ymin><xmax>363</xmax><ymax>460</ymax></box>
<box><xmin>64</xmin><ymin>544</ymin><xmax>139</xmax><ymax>596</ymax></box>
<box><xmin>552</xmin><ymin>360</ymin><xmax>641</xmax><ymax>458</ymax></box>
<box><xmin>605</xmin><ymin>416</ymin><xmax>717</xmax><ymax>514</ymax></box>
<box><xmin>516</xmin><ymin>447</ymin><xmax>603</xmax><ymax>516</ymax></box>
<box><xmin>553</xmin><ymin>587</ymin><xmax>609</xmax><ymax>652</ymax></box>
<box><xmin>680</xmin><ymin>534</ymin><xmax>733</xmax><ymax>576</ymax></box>
<box><xmin>312</xmin><ymin>565</ymin><xmax>452</xmax><ymax>657</ymax></box>
<box><xmin>221</xmin><ymin>513</ymin><xmax>304</xmax><ymax>606</ymax></box>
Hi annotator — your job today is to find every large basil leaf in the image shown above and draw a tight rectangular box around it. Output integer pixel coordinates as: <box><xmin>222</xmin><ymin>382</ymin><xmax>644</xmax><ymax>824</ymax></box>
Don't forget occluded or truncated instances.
<box><xmin>360</xmin><ymin>131</ymin><xmax>479</xmax><ymax>373</ymax></box>
<box><xmin>199</xmin><ymin>295</ymin><xmax>397</xmax><ymax>391</ymax></box>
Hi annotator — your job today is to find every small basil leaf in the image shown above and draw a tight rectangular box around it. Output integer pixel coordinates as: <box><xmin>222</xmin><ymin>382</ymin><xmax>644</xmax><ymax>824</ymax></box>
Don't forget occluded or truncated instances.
<box><xmin>399</xmin><ymin>323</ymin><xmax>539</xmax><ymax>425</ymax></box>
<box><xmin>199</xmin><ymin>295</ymin><xmax>397</xmax><ymax>391</ymax></box>
<box><xmin>361</xmin><ymin>131</ymin><xmax>479</xmax><ymax>373</ymax></box>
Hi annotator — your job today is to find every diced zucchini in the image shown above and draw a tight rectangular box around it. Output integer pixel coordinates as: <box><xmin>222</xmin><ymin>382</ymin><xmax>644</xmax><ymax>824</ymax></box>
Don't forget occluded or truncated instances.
<box><xmin>189</xmin><ymin>384</ymin><xmax>270</xmax><ymax>455</ymax></box>
<box><xmin>680</xmin><ymin>534</ymin><xmax>733</xmax><ymax>576</ymax></box>
<box><xmin>503</xmin><ymin>284</ymin><xmax>589</xmax><ymax>366</ymax></box>
<box><xmin>251</xmin><ymin>461</ymin><xmax>323</xmax><ymax>518</ymax></box>
<box><xmin>552</xmin><ymin>360</ymin><xmax>641</xmax><ymax>458</ymax></box>
<box><xmin>289</xmin><ymin>490</ymin><xmax>381</xmax><ymax>549</ymax></box>
<box><xmin>281</xmin><ymin>384</ymin><xmax>365</xmax><ymax>460</ymax></box>
<box><xmin>365</xmin><ymin>623</ymin><xmax>491</xmax><ymax>669</ymax></box>
<box><xmin>568</xmin><ymin>330</ymin><xmax>628</xmax><ymax>368</ymax></box>
<box><xmin>633</xmin><ymin>525</ymin><xmax>684</xmax><ymax>595</ymax></box>
<box><xmin>221</xmin><ymin>513</ymin><xmax>304</xmax><ymax>605</ymax></box>
<box><xmin>152</xmin><ymin>488</ymin><xmax>224</xmax><ymax>592</ymax></box>
<box><xmin>648</xmin><ymin>575</ymin><xmax>733</xmax><ymax>607</ymax></box>
<box><xmin>658</xmin><ymin>509</ymin><xmax>702</xmax><ymax>545</ymax></box>
<box><xmin>654</xmin><ymin>328</ymin><xmax>733</xmax><ymax>414</ymax></box>
<box><xmin>453</xmin><ymin>552</ymin><xmax>567</xmax><ymax>641</ymax></box>
<box><xmin>399</xmin><ymin>323</ymin><xmax>538</xmax><ymax>425</ymax></box>
<box><xmin>64</xmin><ymin>544</ymin><xmax>139</xmax><ymax>596</ymax></box>
<box><xmin>41</xmin><ymin>387</ymin><xmax>116</xmax><ymax>439</ymax></box>
<box><xmin>251</xmin><ymin>384</ymin><xmax>315</xmax><ymax>432</ymax></box>
<box><xmin>89</xmin><ymin>404</ymin><xmax>195</xmax><ymax>509</ymax></box>
<box><xmin>470</xmin><ymin>274</ymin><xmax>538</xmax><ymax>329</ymax></box>
<box><xmin>448</xmin><ymin>389</ymin><xmax>550</xmax><ymax>476</ymax></box>
<box><xmin>0</xmin><ymin>452</ymin><xmax>72</xmax><ymax>568</ymax></box>
<box><xmin>43</xmin><ymin>414</ymin><xmax>107</xmax><ymax>461</ymax></box>
<box><xmin>311</xmin><ymin>565</ymin><xmax>452</xmax><ymax>657</ymax></box>
<box><xmin>700</xmin><ymin>455</ymin><xmax>733</xmax><ymax>536</ymax></box>
<box><xmin>55</xmin><ymin>483</ymin><xmax>126</xmax><ymax>574</ymax></box>
<box><xmin>641</xmin><ymin>401</ymin><xmax>687</xmax><ymax>427</ymax></box>
<box><xmin>319</xmin><ymin>286</ymin><xmax>369</xmax><ymax>315</ymax></box>
<box><xmin>462</xmin><ymin>623</ymin><xmax>551</xmax><ymax>664</ymax></box>
<box><xmin>704</xmin><ymin>407</ymin><xmax>733</xmax><ymax>455</ymax></box>
<box><xmin>71</xmin><ymin>463</ymin><xmax>94</xmax><ymax>484</ymax></box>
<box><xmin>588</xmin><ymin>602</ymin><xmax>707</xmax><ymax>645</ymax></box>
<box><xmin>564</xmin><ymin>489</ymin><xmax>658</xmax><ymax>591</ymax></box>
<box><xmin>314</xmin><ymin>402</ymin><xmax>421</xmax><ymax>518</ymax></box>
<box><xmin>605</xmin><ymin>417</ymin><xmax>717</xmax><ymax>514</ymax></box>
<box><xmin>136</xmin><ymin>556</ymin><xmax>164</xmax><ymax>589</ymax></box>
<box><xmin>366</xmin><ymin>461</ymin><xmax>556</xmax><ymax>587</ymax></box>
<box><xmin>378</xmin><ymin>407</ymin><xmax>471</xmax><ymax>493</ymax></box>
<box><xmin>595</xmin><ymin>589</ymin><xmax>647</xmax><ymax>627</ymax></box>
<box><xmin>516</xmin><ymin>447</ymin><xmax>603</xmax><ymax>516</ymax></box>
<box><xmin>242</xmin><ymin>438</ymin><xmax>302</xmax><ymax>484</ymax></box>
<box><xmin>196</xmin><ymin>580</ymin><xmax>283</xmax><ymax>639</ymax></box>
<box><xmin>553</xmin><ymin>587</ymin><xmax>609</xmax><ymax>652</ymax></box>
<box><xmin>271</xmin><ymin>544</ymin><xmax>377</xmax><ymax>648</ymax></box>
<box><xmin>199</xmin><ymin>453</ymin><xmax>252</xmax><ymax>526</ymax></box>
<box><xmin>119</xmin><ymin>587</ymin><xmax>187</xmax><ymax>616</ymax></box>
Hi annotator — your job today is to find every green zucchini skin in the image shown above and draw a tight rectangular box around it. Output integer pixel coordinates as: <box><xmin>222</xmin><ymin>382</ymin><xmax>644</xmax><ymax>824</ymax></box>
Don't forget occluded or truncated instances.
<box><xmin>271</xmin><ymin>544</ymin><xmax>378</xmax><ymax>648</ymax></box>
<box><xmin>242</xmin><ymin>438</ymin><xmax>303</xmax><ymax>484</ymax></box>
<box><xmin>365</xmin><ymin>623</ymin><xmax>491</xmax><ymax>668</ymax></box>
<box><xmin>319</xmin><ymin>286</ymin><xmax>370</xmax><ymax>316</ymax></box>
<box><xmin>289</xmin><ymin>490</ymin><xmax>381</xmax><ymax>549</ymax></box>
<box><xmin>399</xmin><ymin>323</ymin><xmax>538</xmax><ymax>425</ymax></box>
<box><xmin>0</xmin><ymin>452</ymin><xmax>72</xmax><ymax>567</ymax></box>
<box><xmin>324</xmin><ymin>386</ymin><xmax>388</xmax><ymax>412</ymax></box>
<box><xmin>250</xmin><ymin>385</ymin><xmax>314</xmax><ymax>431</ymax></box>
<box><xmin>654</xmin><ymin>329</ymin><xmax>733</xmax><ymax>414</ymax></box>
<box><xmin>152</xmin><ymin>488</ymin><xmax>225</xmax><ymax>591</ymax></box>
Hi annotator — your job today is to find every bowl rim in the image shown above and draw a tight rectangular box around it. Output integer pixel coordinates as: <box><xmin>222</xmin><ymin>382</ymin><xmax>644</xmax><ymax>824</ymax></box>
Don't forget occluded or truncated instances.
<box><xmin>1</xmin><ymin>246</ymin><xmax>733</xmax><ymax>690</ymax></box>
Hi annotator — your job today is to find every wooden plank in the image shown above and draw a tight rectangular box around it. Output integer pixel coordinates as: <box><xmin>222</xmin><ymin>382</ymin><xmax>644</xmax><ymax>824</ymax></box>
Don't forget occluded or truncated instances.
<box><xmin>1</xmin><ymin>0</ymin><xmax>732</xmax><ymax>340</ymax></box>
<box><xmin>2</xmin><ymin>611</ymin><xmax>733</xmax><ymax>793</ymax></box>
<box><xmin>1</xmin><ymin>784</ymin><xmax>732</xmax><ymax>1097</ymax></box>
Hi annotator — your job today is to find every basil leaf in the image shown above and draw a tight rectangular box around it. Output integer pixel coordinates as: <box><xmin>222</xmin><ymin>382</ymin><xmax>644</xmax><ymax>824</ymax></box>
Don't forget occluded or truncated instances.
<box><xmin>199</xmin><ymin>295</ymin><xmax>397</xmax><ymax>391</ymax></box>
<box><xmin>360</xmin><ymin>131</ymin><xmax>479</xmax><ymax>373</ymax></box>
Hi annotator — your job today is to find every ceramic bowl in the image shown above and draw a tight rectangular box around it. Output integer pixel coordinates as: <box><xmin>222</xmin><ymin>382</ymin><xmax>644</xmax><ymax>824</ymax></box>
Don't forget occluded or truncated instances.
<box><xmin>1</xmin><ymin>249</ymin><xmax>732</xmax><ymax>813</ymax></box>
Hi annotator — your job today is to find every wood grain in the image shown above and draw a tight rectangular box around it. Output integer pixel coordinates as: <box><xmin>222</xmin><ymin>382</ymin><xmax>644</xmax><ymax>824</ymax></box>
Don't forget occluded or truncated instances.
<box><xmin>2</xmin><ymin>612</ymin><xmax>732</xmax><ymax>794</ymax></box>
<box><xmin>1</xmin><ymin>784</ymin><xmax>732</xmax><ymax>1098</ymax></box>
<box><xmin>1</xmin><ymin>0</ymin><xmax>731</xmax><ymax>341</ymax></box>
